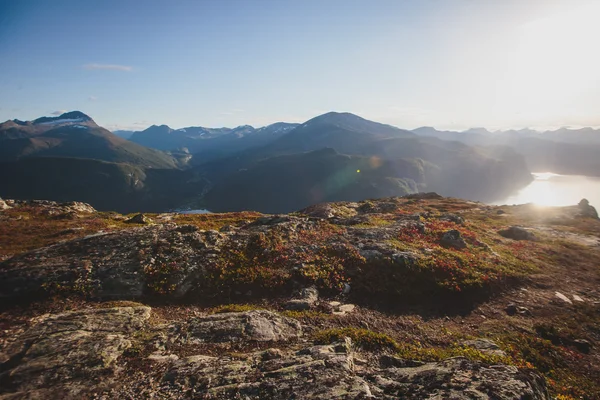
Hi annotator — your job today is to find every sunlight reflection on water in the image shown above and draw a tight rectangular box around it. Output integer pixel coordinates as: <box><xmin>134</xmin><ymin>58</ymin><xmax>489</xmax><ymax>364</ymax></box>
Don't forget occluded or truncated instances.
<box><xmin>491</xmin><ymin>173</ymin><xmax>600</xmax><ymax>207</ymax></box>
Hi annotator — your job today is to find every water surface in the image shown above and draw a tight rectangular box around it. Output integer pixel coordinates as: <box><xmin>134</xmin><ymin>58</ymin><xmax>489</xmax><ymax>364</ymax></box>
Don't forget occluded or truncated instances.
<box><xmin>491</xmin><ymin>172</ymin><xmax>600</xmax><ymax>207</ymax></box>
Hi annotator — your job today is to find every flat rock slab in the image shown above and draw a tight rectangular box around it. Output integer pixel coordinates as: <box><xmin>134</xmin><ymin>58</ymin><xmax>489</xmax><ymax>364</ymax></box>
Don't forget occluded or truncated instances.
<box><xmin>368</xmin><ymin>357</ymin><xmax>548</xmax><ymax>399</ymax></box>
<box><xmin>0</xmin><ymin>306</ymin><xmax>150</xmax><ymax>397</ymax></box>
<box><xmin>178</xmin><ymin>310</ymin><xmax>302</xmax><ymax>343</ymax></box>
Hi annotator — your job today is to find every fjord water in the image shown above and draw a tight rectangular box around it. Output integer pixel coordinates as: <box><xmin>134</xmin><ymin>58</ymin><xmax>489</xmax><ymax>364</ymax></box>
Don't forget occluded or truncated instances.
<box><xmin>491</xmin><ymin>172</ymin><xmax>600</xmax><ymax>207</ymax></box>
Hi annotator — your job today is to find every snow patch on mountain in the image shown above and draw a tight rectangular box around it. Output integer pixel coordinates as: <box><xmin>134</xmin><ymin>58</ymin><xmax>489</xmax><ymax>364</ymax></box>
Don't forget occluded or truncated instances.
<box><xmin>38</xmin><ymin>118</ymin><xmax>86</xmax><ymax>125</ymax></box>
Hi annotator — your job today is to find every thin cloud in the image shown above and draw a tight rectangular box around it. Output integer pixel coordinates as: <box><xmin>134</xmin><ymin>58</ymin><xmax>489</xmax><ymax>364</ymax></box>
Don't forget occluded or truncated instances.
<box><xmin>83</xmin><ymin>63</ymin><xmax>133</xmax><ymax>72</ymax></box>
<box><xmin>88</xmin><ymin>96</ymin><xmax>98</xmax><ymax>101</ymax></box>
<box><xmin>51</xmin><ymin>110</ymin><xmax>67</xmax><ymax>116</ymax></box>
<box><xmin>220</xmin><ymin>109</ymin><xmax>245</xmax><ymax>116</ymax></box>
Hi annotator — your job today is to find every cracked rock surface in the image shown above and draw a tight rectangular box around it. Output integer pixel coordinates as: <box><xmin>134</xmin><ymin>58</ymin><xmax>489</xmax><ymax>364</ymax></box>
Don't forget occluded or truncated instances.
<box><xmin>0</xmin><ymin>306</ymin><xmax>549</xmax><ymax>399</ymax></box>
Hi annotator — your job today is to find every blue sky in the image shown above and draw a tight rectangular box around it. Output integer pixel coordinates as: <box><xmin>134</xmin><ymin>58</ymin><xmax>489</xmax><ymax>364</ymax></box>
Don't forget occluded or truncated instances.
<box><xmin>1</xmin><ymin>0</ymin><xmax>599</xmax><ymax>131</ymax></box>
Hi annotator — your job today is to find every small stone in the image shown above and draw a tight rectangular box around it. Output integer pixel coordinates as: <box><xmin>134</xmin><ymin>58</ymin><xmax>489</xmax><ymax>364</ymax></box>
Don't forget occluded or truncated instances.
<box><xmin>555</xmin><ymin>292</ymin><xmax>573</xmax><ymax>304</ymax></box>
<box><xmin>285</xmin><ymin>286</ymin><xmax>319</xmax><ymax>310</ymax></box>
<box><xmin>505</xmin><ymin>303</ymin><xmax>518</xmax><ymax>315</ymax></box>
<box><xmin>440</xmin><ymin>230</ymin><xmax>467</xmax><ymax>249</ymax></box>
<box><xmin>498</xmin><ymin>226</ymin><xmax>535</xmax><ymax>241</ymax></box>
<box><xmin>517</xmin><ymin>306</ymin><xmax>532</xmax><ymax>316</ymax></box>
<box><xmin>343</xmin><ymin>283</ymin><xmax>351</xmax><ymax>294</ymax></box>
<box><xmin>125</xmin><ymin>213</ymin><xmax>152</xmax><ymax>224</ymax></box>
<box><xmin>573</xmin><ymin>339</ymin><xmax>592</xmax><ymax>354</ymax></box>
<box><xmin>440</xmin><ymin>213</ymin><xmax>464</xmax><ymax>225</ymax></box>
<box><xmin>261</xmin><ymin>348</ymin><xmax>284</xmax><ymax>361</ymax></box>
<box><xmin>148</xmin><ymin>353</ymin><xmax>179</xmax><ymax>362</ymax></box>
<box><xmin>0</xmin><ymin>198</ymin><xmax>12</xmax><ymax>211</ymax></box>
<box><xmin>338</xmin><ymin>304</ymin><xmax>356</xmax><ymax>313</ymax></box>
<box><xmin>572</xmin><ymin>294</ymin><xmax>584</xmax><ymax>302</ymax></box>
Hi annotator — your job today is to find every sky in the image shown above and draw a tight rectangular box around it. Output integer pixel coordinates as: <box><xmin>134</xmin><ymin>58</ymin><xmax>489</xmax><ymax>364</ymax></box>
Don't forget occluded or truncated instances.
<box><xmin>1</xmin><ymin>0</ymin><xmax>599</xmax><ymax>131</ymax></box>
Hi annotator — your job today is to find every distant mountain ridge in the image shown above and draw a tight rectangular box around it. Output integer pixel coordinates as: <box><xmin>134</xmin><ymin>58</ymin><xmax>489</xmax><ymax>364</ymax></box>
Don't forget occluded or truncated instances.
<box><xmin>412</xmin><ymin>125</ymin><xmax>600</xmax><ymax>144</ymax></box>
<box><xmin>196</xmin><ymin>112</ymin><xmax>532</xmax><ymax>211</ymax></box>
<box><xmin>128</xmin><ymin>122</ymin><xmax>299</xmax><ymax>157</ymax></box>
<box><xmin>0</xmin><ymin>111</ymin><xmax>177</xmax><ymax>168</ymax></box>
<box><xmin>0</xmin><ymin>110</ymin><xmax>535</xmax><ymax>213</ymax></box>
<box><xmin>412</xmin><ymin>125</ymin><xmax>600</xmax><ymax>176</ymax></box>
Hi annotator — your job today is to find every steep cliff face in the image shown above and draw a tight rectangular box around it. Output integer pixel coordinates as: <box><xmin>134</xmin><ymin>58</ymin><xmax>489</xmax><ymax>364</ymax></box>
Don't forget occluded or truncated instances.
<box><xmin>0</xmin><ymin>195</ymin><xmax>599</xmax><ymax>398</ymax></box>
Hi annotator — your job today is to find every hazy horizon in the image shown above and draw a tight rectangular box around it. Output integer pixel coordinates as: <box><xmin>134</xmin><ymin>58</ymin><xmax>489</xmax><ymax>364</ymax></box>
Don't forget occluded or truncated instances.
<box><xmin>1</xmin><ymin>0</ymin><xmax>599</xmax><ymax>131</ymax></box>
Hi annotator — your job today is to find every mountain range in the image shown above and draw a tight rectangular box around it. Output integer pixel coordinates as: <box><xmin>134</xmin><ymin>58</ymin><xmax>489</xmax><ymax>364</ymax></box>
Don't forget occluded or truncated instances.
<box><xmin>412</xmin><ymin>126</ymin><xmax>600</xmax><ymax>177</ymax></box>
<box><xmin>7</xmin><ymin>110</ymin><xmax>593</xmax><ymax>213</ymax></box>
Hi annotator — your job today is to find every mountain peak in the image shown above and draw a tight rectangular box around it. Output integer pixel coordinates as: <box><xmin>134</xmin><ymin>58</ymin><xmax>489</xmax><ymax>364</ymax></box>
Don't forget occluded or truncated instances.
<box><xmin>309</xmin><ymin>111</ymin><xmax>363</xmax><ymax>123</ymax></box>
<box><xmin>463</xmin><ymin>127</ymin><xmax>491</xmax><ymax>135</ymax></box>
<box><xmin>33</xmin><ymin>111</ymin><xmax>93</xmax><ymax>125</ymax></box>
<box><xmin>143</xmin><ymin>125</ymin><xmax>173</xmax><ymax>133</ymax></box>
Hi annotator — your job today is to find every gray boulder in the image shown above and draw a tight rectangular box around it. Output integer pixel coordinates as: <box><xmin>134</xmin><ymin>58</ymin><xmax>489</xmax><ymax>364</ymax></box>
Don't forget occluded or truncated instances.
<box><xmin>125</xmin><ymin>213</ymin><xmax>152</xmax><ymax>224</ymax></box>
<box><xmin>284</xmin><ymin>286</ymin><xmax>319</xmax><ymax>310</ymax></box>
<box><xmin>440</xmin><ymin>229</ymin><xmax>467</xmax><ymax>249</ymax></box>
<box><xmin>499</xmin><ymin>226</ymin><xmax>536</xmax><ymax>241</ymax></box>
<box><xmin>578</xmin><ymin>199</ymin><xmax>599</xmax><ymax>219</ymax></box>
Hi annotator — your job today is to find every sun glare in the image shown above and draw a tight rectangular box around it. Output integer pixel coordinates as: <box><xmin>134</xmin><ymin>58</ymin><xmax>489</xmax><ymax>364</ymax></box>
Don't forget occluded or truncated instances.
<box><xmin>501</xmin><ymin>2</ymin><xmax>600</xmax><ymax>122</ymax></box>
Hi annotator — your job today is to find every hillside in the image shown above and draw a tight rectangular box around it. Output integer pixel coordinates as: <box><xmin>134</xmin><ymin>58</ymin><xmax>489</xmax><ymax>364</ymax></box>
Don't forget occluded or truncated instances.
<box><xmin>0</xmin><ymin>157</ymin><xmax>209</xmax><ymax>213</ymax></box>
<box><xmin>194</xmin><ymin>113</ymin><xmax>532</xmax><ymax>211</ymax></box>
<box><xmin>262</xmin><ymin>111</ymin><xmax>415</xmax><ymax>155</ymax></box>
<box><xmin>203</xmin><ymin>148</ymin><xmax>423</xmax><ymax>213</ymax></box>
<box><xmin>0</xmin><ymin>195</ymin><xmax>599</xmax><ymax>398</ymax></box>
<box><xmin>0</xmin><ymin>111</ymin><xmax>177</xmax><ymax>168</ymax></box>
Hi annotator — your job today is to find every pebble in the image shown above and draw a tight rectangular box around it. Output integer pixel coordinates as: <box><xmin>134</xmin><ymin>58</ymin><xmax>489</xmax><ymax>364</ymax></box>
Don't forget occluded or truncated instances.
<box><xmin>555</xmin><ymin>292</ymin><xmax>573</xmax><ymax>304</ymax></box>
<box><xmin>572</xmin><ymin>294</ymin><xmax>584</xmax><ymax>302</ymax></box>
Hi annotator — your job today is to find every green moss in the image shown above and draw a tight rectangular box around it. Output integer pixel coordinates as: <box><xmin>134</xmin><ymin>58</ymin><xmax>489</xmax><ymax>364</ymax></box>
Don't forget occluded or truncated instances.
<box><xmin>498</xmin><ymin>332</ymin><xmax>600</xmax><ymax>398</ymax></box>
<box><xmin>396</xmin><ymin>342</ymin><xmax>509</xmax><ymax>364</ymax></box>
<box><xmin>173</xmin><ymin>211</ymin><xmax>262</xmax><ymax>231</ymax></box>
<box><xmin>209</xmin><ymin>304</ymin><xmax>266</xmax><ymax>314</ymax></box>
<box><xmin>281</xmin><ymin>310</ymin><xmax>332</xmax><ymax>320</ymax></box>
<box><xmin>353</xmin><ymin>216</ymin><xmax>395</xmax><ymax>228</ymax></box>
<box><xmin>314</xmin><ymin>328</ymin><xmax>510</xmax><ymax>365</ymax></box>
<box><xmin>95</xmin><ymin>300</ymin><xmax>146</xmax><ymax>308</ymax></box>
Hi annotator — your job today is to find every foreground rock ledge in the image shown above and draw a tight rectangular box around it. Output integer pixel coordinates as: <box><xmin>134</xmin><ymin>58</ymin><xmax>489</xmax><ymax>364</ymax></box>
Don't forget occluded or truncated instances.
<box><xmin>0</xmin><ymin>306</ymin><xmax>549</xmax><ymax>399</ymax></box>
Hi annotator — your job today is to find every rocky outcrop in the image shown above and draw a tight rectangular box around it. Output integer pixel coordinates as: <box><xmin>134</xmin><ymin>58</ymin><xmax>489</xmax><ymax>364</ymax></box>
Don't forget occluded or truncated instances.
<box><xmin>0</xmin><ymin>306</ymin><xmax>151</xmax><ymax>397</ymax></box>
<box><xmin>0</xmin><ymin>224</ymin><xmax>221</xmax><ymax>299</ymax></box>
<box><xmin>0</xmin><ymin>306</ymin><xmax>550</xmax><ymax>399</ymax></box>
<box><xmin>0</xmin><ymin>208</ymin><xmax>442</xmax><ymax>302</ymax></box>
<box><xmin>4</xmin><ymin>199</ymin><xmax>96</xmax><ymax>215</ymax></box>
<box><xmin>366</xmin><ymin>357</ymin><xmax>548</xmax><ymax>399</ymax></box>
<box><xmin>578</xmin><ymin>199</ymin><xmax>599</xmax><ymax>219</ymax></box>
<box><xmin>3</xmin><ymin>195</ymin><xmax>595</xmax><ymax>398</ymax></box>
